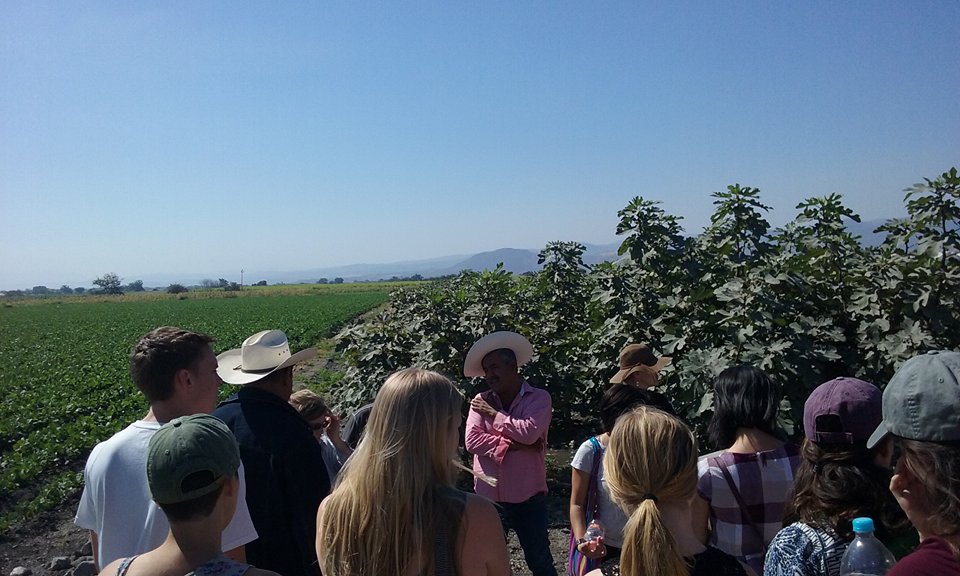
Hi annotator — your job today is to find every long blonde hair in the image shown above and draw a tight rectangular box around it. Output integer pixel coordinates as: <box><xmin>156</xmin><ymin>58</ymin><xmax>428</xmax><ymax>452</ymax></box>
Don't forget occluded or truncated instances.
<box><xmin>604</xmin><ymin>405</ymin><xmax>699</xmax><ymax>576</ymax></box>
<box><xmin>318</xmin><ymin>368</ymin><xmax>465</xmax><ymax>575</ymax></box>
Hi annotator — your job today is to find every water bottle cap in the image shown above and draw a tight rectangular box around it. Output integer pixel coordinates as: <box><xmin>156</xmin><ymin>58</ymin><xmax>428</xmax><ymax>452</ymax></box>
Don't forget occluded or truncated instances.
<box><xmin>852</xmin><ymin>517</ymin><xmax>875</xmax><ymax>533</ymax></box>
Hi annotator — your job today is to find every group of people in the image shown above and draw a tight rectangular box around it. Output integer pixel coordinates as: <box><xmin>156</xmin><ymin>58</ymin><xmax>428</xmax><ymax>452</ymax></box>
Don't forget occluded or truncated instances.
<box><xmin>567</xmin><ymin>348</ymin><xmax>960</xmax><ymax>576</ymax></box>
<box><xmin>73</xmin><ymin>324</ymin><xmax>960</xmax><ymax>576</ymax></box>
<box><xmin>76</xmin><ymin>327</ymin><xmax>332</xmax><ymax>576</ymax></box>
<box><xmin>73</xmin><ymin>327</ymin><xmax>554</xmax><ymax>576</ymax></box>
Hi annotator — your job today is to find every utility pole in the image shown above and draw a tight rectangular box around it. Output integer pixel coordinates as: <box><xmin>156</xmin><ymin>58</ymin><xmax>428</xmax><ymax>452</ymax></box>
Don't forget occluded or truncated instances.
<box><xmin>240</xmin><ymin>269</ymin><xmax>244</xmax><ymax>290</ymax></box>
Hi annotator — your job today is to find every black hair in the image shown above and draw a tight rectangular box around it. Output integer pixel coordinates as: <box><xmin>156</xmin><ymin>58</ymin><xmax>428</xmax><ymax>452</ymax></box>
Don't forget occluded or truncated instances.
<box><xmin>158</xmin><ymin>475</ymin><xmax>228</xmax><ymax>522</ymax></box>
<box><xmin>706</xmin><ymin>365</ymin><xmax>781</xmax><ymax>449</ymax></box>
<box><xmin>599</xmin><ymin>384</ymin><xmax>676</xmax><ymax>433</ymax></box>
<box><xmin>484</xmin><ymin>348</ymin><xmax>517</xmax><ymax>366</ymax></box>
<box><xmin>257</xmin><ymin>365</ymin><xmax>293</xmax><ymax>387</ymax></box>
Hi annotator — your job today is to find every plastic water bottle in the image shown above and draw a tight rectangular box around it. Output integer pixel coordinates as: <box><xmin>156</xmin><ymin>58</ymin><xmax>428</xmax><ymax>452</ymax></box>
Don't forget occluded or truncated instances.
<box><xmin>583</xmin><ymin>519</ymin><xmax>605</xmax><ymax>553</ymax></box>
<box><xmin>839</xmin><ymin>517</ymin><xmax>896</xmax><ymax>575</ymax></box>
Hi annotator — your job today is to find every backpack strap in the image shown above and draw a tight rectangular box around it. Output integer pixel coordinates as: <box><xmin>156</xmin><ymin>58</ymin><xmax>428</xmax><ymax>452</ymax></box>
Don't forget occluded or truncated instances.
<box><xmin>585</xmin><ymin>436</ymin><xmax>604</xmax><ymax>519</ymax></box>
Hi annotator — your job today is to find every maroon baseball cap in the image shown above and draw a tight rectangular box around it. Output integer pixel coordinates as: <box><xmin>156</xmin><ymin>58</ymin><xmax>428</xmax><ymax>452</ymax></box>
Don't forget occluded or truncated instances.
<box><xmin>804</xmin><ymin>377</ymin><xmax>882</xmax><ymax>445</ymax></box>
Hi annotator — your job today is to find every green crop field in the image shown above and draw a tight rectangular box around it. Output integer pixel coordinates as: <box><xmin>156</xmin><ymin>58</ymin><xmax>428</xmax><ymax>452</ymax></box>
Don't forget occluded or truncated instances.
<box><xmin>0</xmin><ymin>286</ymin><xmax>390</xmax><ymax>530</ymax></box>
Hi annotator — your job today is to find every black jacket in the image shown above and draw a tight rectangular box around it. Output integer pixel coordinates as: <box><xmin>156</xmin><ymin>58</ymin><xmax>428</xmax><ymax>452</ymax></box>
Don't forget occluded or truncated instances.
<box><xmin>214</xmin><ymin>387</ymin><xmax>331</xmax><ymax>576</ymax></box>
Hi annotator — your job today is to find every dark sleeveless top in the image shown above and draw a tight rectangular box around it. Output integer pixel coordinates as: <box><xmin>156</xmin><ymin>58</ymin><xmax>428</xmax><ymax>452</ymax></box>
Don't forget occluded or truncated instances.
<box><xmin>433</xmin><ymin>487</ymin><xmax>468</xmax><ymax>576</ymax></box>
<box><xmin>600</xmin><ymin>546</ymin><xmax>746</xmax><ymax>576</ymax></box>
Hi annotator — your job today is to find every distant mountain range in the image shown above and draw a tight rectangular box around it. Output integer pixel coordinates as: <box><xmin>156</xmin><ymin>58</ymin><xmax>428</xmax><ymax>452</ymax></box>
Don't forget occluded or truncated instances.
<box><xmin>32</xmin><ymin>219</ymin><xmax>892</xmax><ymax>291</ymax></box>
<box><xmin>126</xmin><ymin>219</ymin><xmax>894</xmax><ymax>288</ymax></box>
<box><xmin>130</xmin><ymin>242</ymin><xmax>624</xmax><ymax>287</ymax></box>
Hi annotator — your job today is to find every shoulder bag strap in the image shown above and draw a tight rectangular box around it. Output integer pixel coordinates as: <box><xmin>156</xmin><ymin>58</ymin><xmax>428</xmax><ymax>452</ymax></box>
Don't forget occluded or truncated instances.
<box><xmin>712</xmin><ymin>456</ymin><xmax>768</xmax><ymax>553</ymax></box>
<box><xmin>585</xmin><ymin>436</ymin><xmax>604</xmax><ymax>519</ymax></box>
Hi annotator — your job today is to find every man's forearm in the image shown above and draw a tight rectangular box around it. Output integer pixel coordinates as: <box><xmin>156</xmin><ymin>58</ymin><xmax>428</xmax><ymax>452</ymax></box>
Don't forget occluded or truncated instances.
<box><xmin>465</xmin><ymin>426</ymin><xmax>503</xmax><ymax>458</ymax></box>
<box><xmin>490</xmin><ymin>413</ymin><xmax>550</xmax><ymax>445</ymax></box>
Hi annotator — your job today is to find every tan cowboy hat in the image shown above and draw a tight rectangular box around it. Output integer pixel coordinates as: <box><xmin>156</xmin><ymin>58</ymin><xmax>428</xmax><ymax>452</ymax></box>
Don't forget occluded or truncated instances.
<box><xmin>217</xmin><ymin>330</ymin><xmax>317</xmax><ymax>385</ymax></box>
<box><xmin>464</xmin><ymin>331</ymin><xmax>534</xmax><ymax>378</ymax></box>
<box><xmin>609</xmin><ymin>343</ymin><xmax>671</xmax><ymax>384</ymax></box>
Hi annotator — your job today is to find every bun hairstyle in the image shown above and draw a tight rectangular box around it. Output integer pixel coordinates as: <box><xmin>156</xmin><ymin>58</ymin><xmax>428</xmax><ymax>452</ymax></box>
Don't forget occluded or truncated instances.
<box><xmin>604</xmin><ymin>405</ymin><xmax>698</xmax><ymax>576</ymax></box>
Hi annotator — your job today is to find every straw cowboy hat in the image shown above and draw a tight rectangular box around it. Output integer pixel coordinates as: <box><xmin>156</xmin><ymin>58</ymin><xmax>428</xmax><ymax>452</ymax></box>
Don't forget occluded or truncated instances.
<box><xmin>464</xmin><ymin>331</ymin><xmax>534</xmax><ymax>378</ymax></box>
<box><xmin>217</xmin><ymin>329</ymin><xmax>317</xmax><ymax>385</ymax></box>
<box><xmin>609</xmin><ymin>343</ymin><xmax>671</xmax><ymax>385</ymax></box>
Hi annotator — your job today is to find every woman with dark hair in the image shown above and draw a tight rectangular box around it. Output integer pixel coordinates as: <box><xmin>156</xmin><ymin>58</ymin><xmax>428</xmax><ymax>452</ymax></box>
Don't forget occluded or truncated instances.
<box><xmin>569</xmin><ymin>385</ymin><xmax>675</xmax><ymax>570</ymax></box>
<box><xmin>763</xmin><ymin>377</ymin><xmax>909</xmax><ymax>576</ymax></box>
<box><xmin>866</xmin><ymin>351</ymin><xmax>960</xmax><ymax>575</ymax></box>
<box><xmin>691</xmin><ymin>365</ymin><xmax>800</xmax><ymax>576</ymax></box>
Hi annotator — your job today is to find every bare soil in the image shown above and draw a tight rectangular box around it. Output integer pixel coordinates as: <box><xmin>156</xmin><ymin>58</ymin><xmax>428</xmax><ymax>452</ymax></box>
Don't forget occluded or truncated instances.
<box><xmin>0</xmin><ymin>493</ymin><xmax>89</xmax><ymax>575</ymax></box>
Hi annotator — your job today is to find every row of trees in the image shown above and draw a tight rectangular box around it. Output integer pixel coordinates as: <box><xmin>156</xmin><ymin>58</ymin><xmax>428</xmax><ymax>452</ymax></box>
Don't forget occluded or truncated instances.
<box><xmin>334</xmin><ymin>167</ymin><xmax>960</xmax><ymax>446</ymax></box>
<box><xmin>3</xmin><ymin>275</ymin><xmax>252</xmax><ymax>299</ymax></box>
<box><xmin>3</xmin><ymin>275</ymin><xmax>144</xmax><ymax>297</ymax></box>
<box><xmin>5</xmin><ymin>275</ymin><xmax>353</xmax><ymax>299</ymax></box>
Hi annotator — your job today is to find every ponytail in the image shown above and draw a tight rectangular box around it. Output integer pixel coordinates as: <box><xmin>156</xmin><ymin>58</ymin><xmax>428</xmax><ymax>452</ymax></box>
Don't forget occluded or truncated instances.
<box><xmin>619</xmin><ymin>499</ymin><xmax>688</xmax><ymax>576</ymax></box>
<box><xmin>603</xmin><ymin>406</ymin><xmax>698</xmax><ymax>576</ymax></box>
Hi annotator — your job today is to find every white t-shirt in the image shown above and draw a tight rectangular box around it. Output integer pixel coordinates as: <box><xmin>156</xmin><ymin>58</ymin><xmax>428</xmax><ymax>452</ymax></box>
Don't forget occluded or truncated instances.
<box><xmin>75</xmin><ymin>420</ymin><xmax>258</xmax><ymax>567</ymax></box>
<box><xmin>571</xmin><ymin>436</ymin><xmax>628</xmax><ymax>548</ymax></box>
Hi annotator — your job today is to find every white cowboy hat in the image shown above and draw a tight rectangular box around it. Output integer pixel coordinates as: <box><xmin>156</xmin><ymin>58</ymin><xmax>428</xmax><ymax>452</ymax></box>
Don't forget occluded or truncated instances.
<box><xmin>217</xmin><ymin>330</ymin><xmax>317</xmax><ymax>385</ymax></box>
<box><xmin>463</xmin><ymin>331</ymin><xmax>534</xmax><ymax>378</ymax></box>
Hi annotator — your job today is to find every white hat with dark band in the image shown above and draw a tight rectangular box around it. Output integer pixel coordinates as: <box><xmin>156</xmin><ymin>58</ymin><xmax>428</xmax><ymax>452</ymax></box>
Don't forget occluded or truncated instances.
<box><xmin>217</xmin><ymin>330</ymin><xmax>317</xmax><ymax>385</ymax></box>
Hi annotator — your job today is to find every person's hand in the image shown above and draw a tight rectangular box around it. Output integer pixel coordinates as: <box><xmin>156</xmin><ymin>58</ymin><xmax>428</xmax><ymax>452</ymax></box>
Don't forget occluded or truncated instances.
<box><xmin>507</xmin><ymin>438</ymin><xmax>544</xmax><ymax>451</ymax></box>
<box><xmin>576</xmin><ymin>536</ymin><xmax>607</xmax><ymax>559</ymax></box>
<box><xmin>325</xmin><ymin>412</ymin><xmax>342</xmax><ymax>438</ymax></box>
<box><xmin>470</xmin><ymin>395</ymin><xmax>498</xmax><ymax>417</ymax></box>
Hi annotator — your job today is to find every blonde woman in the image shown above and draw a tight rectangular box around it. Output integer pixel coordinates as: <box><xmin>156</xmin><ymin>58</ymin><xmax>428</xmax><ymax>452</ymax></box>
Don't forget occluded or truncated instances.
<box><xmin>315</xmin><ymin>368</ymin><xmax>511</xmax><ymax>576</ymax></box>
<box><xmin>588</xmin><ymin>406</ymin><xmax>745</xmax><ymax>576</ymax></box>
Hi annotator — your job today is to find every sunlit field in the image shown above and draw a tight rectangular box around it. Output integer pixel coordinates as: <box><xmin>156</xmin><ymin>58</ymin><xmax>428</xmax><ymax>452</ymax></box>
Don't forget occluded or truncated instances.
<box><xmin>0</xmin><ymin>284</ymin><xmax>392</xmax><ymax>529</ymax></box>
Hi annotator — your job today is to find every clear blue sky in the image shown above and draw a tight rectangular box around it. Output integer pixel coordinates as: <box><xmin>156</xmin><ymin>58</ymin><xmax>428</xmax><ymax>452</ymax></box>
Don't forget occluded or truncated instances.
<box><xmin>1</xmin><ymin>1</ymin><xmax>958</xmax><ymax>289</ymax></box>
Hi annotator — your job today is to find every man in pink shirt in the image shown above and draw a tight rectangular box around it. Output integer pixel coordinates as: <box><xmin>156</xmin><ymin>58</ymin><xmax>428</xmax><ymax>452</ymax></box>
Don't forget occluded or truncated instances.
<box><xmin>464</xmin><ymin>331</ymin><xmax>557</xmax><ymax>576</ymax></box>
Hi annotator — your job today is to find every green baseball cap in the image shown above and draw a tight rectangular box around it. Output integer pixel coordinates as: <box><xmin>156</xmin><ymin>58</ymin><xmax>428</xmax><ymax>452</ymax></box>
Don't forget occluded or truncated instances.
<box><xmin>147</xmin><ymin>414</ymin><xmax>241</xmax><ymax>505</ymax></box>
<box><xmin>867</xmin><ymin>350</ymin><xmax>960</xmax><ymax>449</ymax></box>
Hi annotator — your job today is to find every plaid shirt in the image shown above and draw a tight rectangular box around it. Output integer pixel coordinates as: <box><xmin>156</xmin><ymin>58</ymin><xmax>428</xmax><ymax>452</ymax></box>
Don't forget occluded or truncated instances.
<box><xmin>697</xmin><ymin>443</ymin><xmax>800</xmax><ymax>575</ymax></box>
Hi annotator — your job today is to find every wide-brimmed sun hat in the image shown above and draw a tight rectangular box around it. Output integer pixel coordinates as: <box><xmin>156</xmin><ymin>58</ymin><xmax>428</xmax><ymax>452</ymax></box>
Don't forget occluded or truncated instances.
<box><xmin>464</xmin><ymin>331</ymin><xmax>534</xmax><ymax>378</ymax></box>
<box><xmin>609</xmin><ymin>343</ymin><xmax>671</xmax><ymax>385</ymax></box>
<box><xmin>217</xmin><ymin>329</ymin><xmax>317</xmax><ymax>385</ymax></box>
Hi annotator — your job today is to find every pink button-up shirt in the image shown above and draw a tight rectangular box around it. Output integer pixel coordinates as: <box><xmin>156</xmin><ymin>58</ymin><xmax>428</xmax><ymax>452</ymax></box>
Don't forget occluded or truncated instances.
<box><xmin>464</xmin><ymin>380</ymin><xmax>552</xmax><ymax>503</ymax></box>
